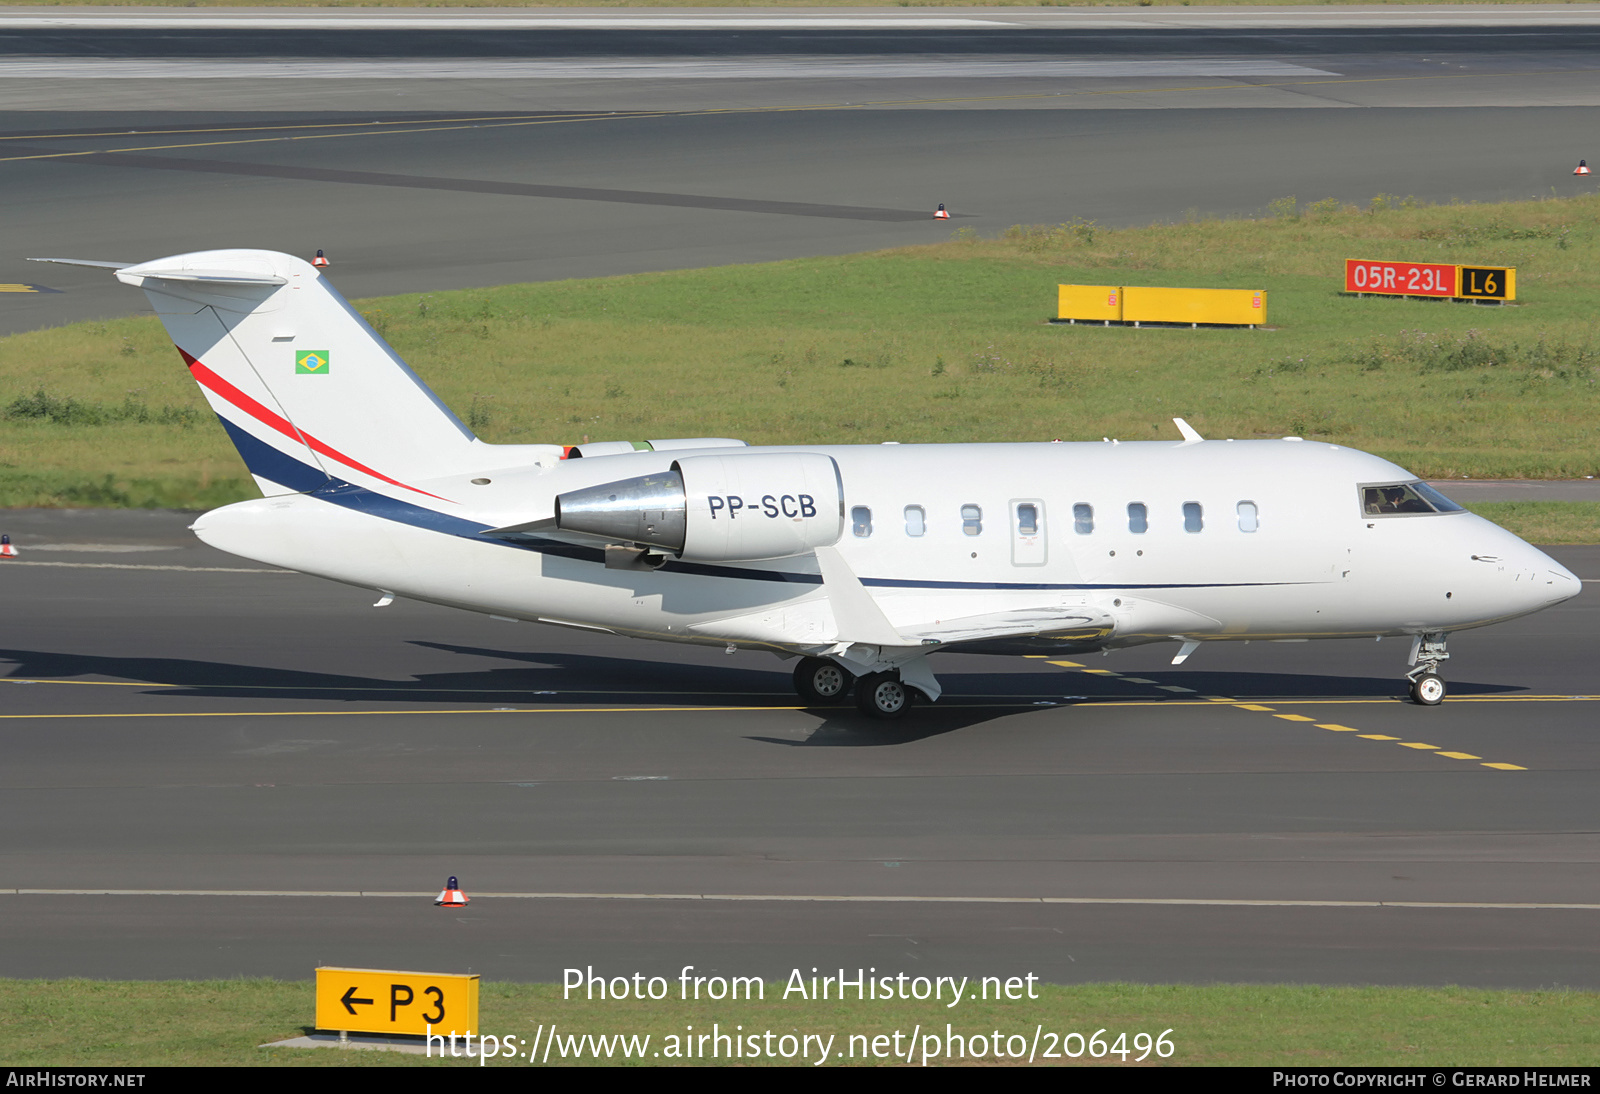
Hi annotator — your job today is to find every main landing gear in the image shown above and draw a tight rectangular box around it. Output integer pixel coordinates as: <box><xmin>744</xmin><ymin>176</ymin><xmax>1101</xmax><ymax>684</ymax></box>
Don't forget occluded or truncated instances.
<box><xmin>853</xmin><ymin>672</ymin><xmax>913</xmax><ymax>720</ymax></box>
<box><xmin>1405</xmin><ymin>632</ymin><xmax>1450</xmax><ymax>706</ymax></box>
<box><xmin>793</xmin><ymin>656</ymin><xmax>851</xmax><ymax>705</ymax></box>
<box><xmin>791</xmin><ymin>657</ymin><xmax>918</xmax><ymax>720</ymax></box>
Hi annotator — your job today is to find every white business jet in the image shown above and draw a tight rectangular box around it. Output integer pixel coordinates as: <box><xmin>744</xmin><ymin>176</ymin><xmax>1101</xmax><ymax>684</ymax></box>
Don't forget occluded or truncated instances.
<box><xmin>35</xmin><ymin>250</ymin><xmax>1581</xmax><ymax>718</ymax></box>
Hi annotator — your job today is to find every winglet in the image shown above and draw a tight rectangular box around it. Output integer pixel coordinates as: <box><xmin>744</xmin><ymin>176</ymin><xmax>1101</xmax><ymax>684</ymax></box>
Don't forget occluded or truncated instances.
<box><xmin>1173</xmin><ymin>418</ymin><xmax>1204</xmax><ymax>444</ymax></box>
<box><xmin>814</xmin><ymin>546</ymin><xmax>905</xmax><ymax>646</ymax></box>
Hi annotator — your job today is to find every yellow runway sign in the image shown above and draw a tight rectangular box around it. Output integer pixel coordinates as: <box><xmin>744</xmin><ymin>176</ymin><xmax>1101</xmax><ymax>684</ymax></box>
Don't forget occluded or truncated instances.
<box><xmin>315</xmin><ymin>966</ymin><xmax>479</xmax><ymax>1036</ymax></box>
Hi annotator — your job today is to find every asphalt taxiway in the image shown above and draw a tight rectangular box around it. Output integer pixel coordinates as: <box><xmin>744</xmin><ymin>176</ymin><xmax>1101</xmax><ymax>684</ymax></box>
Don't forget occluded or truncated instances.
<box><xmin>0</xmin><ymin>509</ymin><xmax>1594</xmax><ymax>987</ymax></box>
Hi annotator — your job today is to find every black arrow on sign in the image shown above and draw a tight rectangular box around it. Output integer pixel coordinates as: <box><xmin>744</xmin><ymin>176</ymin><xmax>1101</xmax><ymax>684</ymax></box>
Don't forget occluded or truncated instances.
<box><xmin>341</xmin><ymin>986</ymin><xmax>373</xmax><ymax>1015</ymax></box>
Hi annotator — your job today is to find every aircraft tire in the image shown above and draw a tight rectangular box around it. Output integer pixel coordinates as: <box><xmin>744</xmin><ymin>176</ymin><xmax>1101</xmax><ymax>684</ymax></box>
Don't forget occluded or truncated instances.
<box><xmin>794</xmin><ymin>656</ymin><xmax>851</xmax><ymax>704</ymax></box>
<box><xmin>1410</xmin><ymin>672</ymin><xmax>1446</xmax><ymax>706</ymax></box>
<box><xmin>854</xmin><ymin>672</ymin><xmax>911</xmax><ymax>720</ymax></box>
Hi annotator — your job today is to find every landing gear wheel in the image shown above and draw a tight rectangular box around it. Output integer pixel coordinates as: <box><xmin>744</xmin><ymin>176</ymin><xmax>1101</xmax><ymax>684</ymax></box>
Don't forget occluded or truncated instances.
<box><xmin>1410</xmin><ymin>672</ymin><xmax>1446</xmax><ymax>706</ymax></box>
<box><xmin>794</xmin><ymin>657</ymin><xmax>850</xmax><ymax>704</ymax></box>
<box><xmin>854</xmin><ymin>672</ymin><xmax>911</xmax><ymax>720</ymax></box>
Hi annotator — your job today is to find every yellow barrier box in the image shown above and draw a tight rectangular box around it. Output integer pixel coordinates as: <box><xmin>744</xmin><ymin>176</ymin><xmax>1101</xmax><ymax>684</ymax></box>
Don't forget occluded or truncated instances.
<box><xmin>1057</xmin><ymin>284</ymin><xmax>1122</xmax><ymax>323</ymax></box>
<box><xmin>315</xmin><ymin>966</ymin><xmax>480</xmax><ymax>1037</ymax></box>
<box><xmin>1122</xmin><ymin>285</ymin><xmax>1266</xmax><ymax>327</ymax></box>
<box><xmin>1056</xmin><ymin>284</ymin><xmax>1265</xmax><ymax>327</ymax></box>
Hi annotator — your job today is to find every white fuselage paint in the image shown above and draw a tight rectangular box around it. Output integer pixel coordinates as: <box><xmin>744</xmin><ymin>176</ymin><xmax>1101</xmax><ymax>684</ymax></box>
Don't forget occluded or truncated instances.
<box><xmin>190</xmin><ymin>437</ymin><xmax>1579</xmax><ymax>655</ymax></box>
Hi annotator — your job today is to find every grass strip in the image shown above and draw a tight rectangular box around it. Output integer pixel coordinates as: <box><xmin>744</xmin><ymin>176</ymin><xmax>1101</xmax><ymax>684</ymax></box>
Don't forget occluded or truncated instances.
<box><xmin>1463</xmin><ymin>502</ymin><xmax>1600</xmax><ymax>545</ymax></box>
<box><xmin>3</xmin><ymin>193</ymin><xmax>1597</xmax><ymax>513</ymax></box>
<box><xmin>1</xmin><ymin>979</ymin><xmax>1596</xmax><ymax>1067</ymax></box>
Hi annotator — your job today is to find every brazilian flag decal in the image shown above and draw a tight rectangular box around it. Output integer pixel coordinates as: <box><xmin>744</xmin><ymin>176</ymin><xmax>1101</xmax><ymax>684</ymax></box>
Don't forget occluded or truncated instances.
<box><xmin>295</xmin><ymin>350</ymin><xmax>330</xmax><ymax>374</ymax></box>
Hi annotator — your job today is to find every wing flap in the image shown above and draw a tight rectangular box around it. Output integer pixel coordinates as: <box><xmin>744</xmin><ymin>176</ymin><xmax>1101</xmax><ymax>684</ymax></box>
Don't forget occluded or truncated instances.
<box><xmin>903</xmin><ymin>605</ymin><xmax>1115</xmax><ymax>646</ymax></box>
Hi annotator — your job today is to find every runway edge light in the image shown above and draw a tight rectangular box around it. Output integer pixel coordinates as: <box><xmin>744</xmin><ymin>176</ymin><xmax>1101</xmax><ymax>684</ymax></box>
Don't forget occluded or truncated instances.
<box><xmin>0</xmin><ymin>534</ymin><xmax>14</xmax><ymax>559</ymax></box>
<box><xmin>1576</xmin><ymin>160</ymin><xmax>1591</xmax><ymax>176</ymax></box>
<box><xmin>934</xmin><ymin>203</ymin><xmax>951</xmax><ymax>220</ymax></box>
<box><xmin>435</xmin><ymin>876</ymin><xmax>468</xmax><ymax>907</ymax></box>
<box><xmin>312</xmin><ymin>249</ymin><xmax>330</xmax><ymax>268</ymax></box>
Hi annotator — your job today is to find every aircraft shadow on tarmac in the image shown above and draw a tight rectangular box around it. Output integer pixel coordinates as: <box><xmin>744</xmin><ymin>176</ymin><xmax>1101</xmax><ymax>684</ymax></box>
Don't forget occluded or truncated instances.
<box><xmin>0</xmin><ymin>643</ymin><xmax>1526</xmax><ymax>744</ymax></box>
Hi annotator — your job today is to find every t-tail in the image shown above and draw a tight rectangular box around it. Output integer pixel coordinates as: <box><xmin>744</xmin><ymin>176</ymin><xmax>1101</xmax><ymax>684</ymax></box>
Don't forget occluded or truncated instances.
<box><xmin>42</xmin><ymin>249</ymin><xmax>553</xmax><ymax>502</ymax></box>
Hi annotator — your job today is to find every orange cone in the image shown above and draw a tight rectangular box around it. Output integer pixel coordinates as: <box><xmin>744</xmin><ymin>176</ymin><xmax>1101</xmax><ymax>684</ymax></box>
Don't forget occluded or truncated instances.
<box><xmin>312</xmin><ymin>249</ymin><xmax>330</xmax><ymax>268</ymax></box>
<box><xmin>1576</xmin><ymin>161</ymin><xmax>1590</xmax><ymax>176</ymax></box>
<box><xmin>0</xmin><ymin>535</ymin><xmax>15</xmax><ymax>560</ymax></box>
<box><xmin>934</xmin><ymin>203</ymin><xmax>951</xmax><ymax>220</ymax></box>
<box><xmin>435</xmin><ymin>876</ymin><xmax>468</xmax><ymax>907</ymax></box>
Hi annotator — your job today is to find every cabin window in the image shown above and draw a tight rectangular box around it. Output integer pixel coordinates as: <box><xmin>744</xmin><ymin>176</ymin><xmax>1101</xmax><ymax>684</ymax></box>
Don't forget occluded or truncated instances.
<box><xmin>961</xmin><ymin>504</ymin><xmax>983</xmax><ymax>536</ymax></box>
<box><xmin>1237</xmin><ymin>501</ymin><xmax>1259</xmax><ymax>533</ymax></box>
<box><xmin>1360</xmin><ymin>482</ymin><xmax>1465</xmax><ymax>517</ymax></box>
<box><xmin>1016</xmin><ymin>503</ymin><xmax>1039</xmax><ymax>536</ymax></box>
<box><xmin>903</xmin><ymin>505</ymin><xmax>925</xmax><ymax>537</ymax></box>
<box><xmin>1127</xmin><ymin>502</ymin><xmax>1148</xmax><ymax>534</ymax></box>
<box><xmin>1073</xmin><ymin>503</ymin><xmax>1094</xmax><ymax>535</ymax></box>
<box><xmin>851</xmin><ymin>506</ymin><xmax>873</xmax><ymax>537</ymax></box>
<box><xmin>1183</xmin><ymin>502</ymin><xmax>1203</xmax><ymax>533</ymax></box>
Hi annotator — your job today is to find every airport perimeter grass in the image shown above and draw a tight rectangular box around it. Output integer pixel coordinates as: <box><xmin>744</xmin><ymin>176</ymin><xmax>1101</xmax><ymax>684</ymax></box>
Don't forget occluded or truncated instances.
<box><xmin>2</xmin><ymin>979</ymin><xmax>1596</xmax><ymax>1067</ymax></box>
<box><xmin>2</xmin><ymin>194</ymin><xmax>1598</xmax><ymax>536</ymax></box>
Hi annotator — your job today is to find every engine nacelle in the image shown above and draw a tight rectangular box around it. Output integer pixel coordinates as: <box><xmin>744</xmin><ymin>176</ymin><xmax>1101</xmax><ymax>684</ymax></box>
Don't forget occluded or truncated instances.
<box><xmin>555</xmin><ymin>452</ymin><xmax>843</xmax><ymax>562</ymax></box>
<box><xmin>675</xmin><ymin>452</ymin><xmax>843</xmax><ymax>562</ymax></box>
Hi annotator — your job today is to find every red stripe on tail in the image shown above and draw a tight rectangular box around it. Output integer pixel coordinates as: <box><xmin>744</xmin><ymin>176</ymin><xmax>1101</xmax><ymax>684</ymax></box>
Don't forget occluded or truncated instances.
<box><xmin>179</xmin><ymin>348</ymin><xmax>452</xmax><ymax>503</ymax></box>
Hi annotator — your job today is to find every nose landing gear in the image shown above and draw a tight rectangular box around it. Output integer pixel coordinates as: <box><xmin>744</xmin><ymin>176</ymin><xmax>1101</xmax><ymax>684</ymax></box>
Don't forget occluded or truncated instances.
<box><xmin>1409</xmin><ymin>672</ymin><xmax>1446</xmax><ymax>705</ymax></box>
<box><xmin>1405</xmin><ymin>633</ymin><xmax>1450</xmax><ymax>705</ymax></box>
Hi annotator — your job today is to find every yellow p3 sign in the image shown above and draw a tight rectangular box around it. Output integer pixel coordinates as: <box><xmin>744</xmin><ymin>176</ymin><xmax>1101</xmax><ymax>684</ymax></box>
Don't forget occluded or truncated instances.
<box><xmin>315</xmin><ymin>966</ymin><xmax>480</xmax><ymax>1036</ymax></box>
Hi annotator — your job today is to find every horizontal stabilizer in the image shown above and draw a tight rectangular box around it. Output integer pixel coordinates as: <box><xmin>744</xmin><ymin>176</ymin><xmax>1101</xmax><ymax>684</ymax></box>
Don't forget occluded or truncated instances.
<box><xmin>28</xmin><ymin>257</ymin><xmax>137</xmax><ymax>270</ymax></box>
<box><xmin>122</xmin><ymin>268</ymin><xmax>287</xmax><ymax>287</ymax></box>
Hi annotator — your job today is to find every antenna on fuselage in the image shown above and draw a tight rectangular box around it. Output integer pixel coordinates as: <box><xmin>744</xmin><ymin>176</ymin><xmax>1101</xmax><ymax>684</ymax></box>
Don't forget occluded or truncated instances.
<box><xmin>1173</xmin><ymin>418</ymin><xmax>1204</xmax><ymax>444</ymax></box>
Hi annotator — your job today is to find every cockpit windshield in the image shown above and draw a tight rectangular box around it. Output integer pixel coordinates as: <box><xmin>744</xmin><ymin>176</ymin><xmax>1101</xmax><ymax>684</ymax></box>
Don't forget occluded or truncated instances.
<box><xmin>1360</xmin><ymin>481</ymin><xmax>1465</xmax><ymax>517</ymax></box>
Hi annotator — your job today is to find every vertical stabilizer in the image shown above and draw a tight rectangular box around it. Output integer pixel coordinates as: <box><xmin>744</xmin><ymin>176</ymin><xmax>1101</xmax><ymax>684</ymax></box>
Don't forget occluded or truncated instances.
<box><xmin>116</xmin><ymin>250</ymin><xmax>475</xmax><ymax>500</ymax></box>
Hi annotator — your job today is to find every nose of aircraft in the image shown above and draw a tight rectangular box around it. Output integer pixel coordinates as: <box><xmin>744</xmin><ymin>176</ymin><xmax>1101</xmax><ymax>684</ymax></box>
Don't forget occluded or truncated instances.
<box><xmin>1527</xmin><ymin>546</ymin><xmax>1583</xmax><ymax>606</ymax></box>
<box><xmin>1462</xmin><ymin>513</ymin><xmax>1583</xmax><ymax>616</ymax></box>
